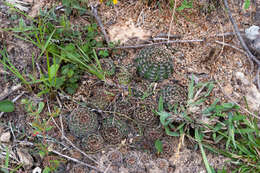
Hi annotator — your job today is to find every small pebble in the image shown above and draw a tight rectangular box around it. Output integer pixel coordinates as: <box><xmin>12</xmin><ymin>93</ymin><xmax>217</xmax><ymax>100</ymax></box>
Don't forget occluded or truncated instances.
<box><xmin>0</xmin><ymin>131</ymin><xmax>11</xmax><ymax>143</ymax></box>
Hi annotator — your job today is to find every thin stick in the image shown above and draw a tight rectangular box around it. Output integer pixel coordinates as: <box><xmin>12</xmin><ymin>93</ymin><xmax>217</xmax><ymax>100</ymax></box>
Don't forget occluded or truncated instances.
<box><xmin>0</xmin><ymin>84</ymin><xmax>22</xmax><ymax>101</ymax></box>
<box><xmin>215</xmin><ymin>41</ymin><xmax>247</xmax><ymax>54</ymax></box>
<box><xmin>9</xmin><ymin>122</ymin><xmax>16</xmax><ymax>142</ymax></box>
<box><xmin>257</xmin><ymin>67</ymin><xmax>260</xmax><ymax>90</ymax></box>
<box><xmin>223</xmin><ymin>0</ymin><xmax>260</xmax><ymax>65</ymax></box>
<box><xmin>96</xmin><ymin>39</ymin><xmax>204</xmax><ymax>50</ymax></box>
<box><xmin>215</xmin><ymin>40</ymin><xmax>255</xmax><ymax>71</ymax></box>
<box><xmin>223</xmin><ymin>0</ymin><xmax>260</xmax><ymax>89</ymax></box>
<box><xmin>90</xmin><ymin>5</ymin><xmax>110</xmax><ymax>45</ymax></box>
<box><xmin>167</xmin><ymin>0</ymin><xmax>177</xmax><ymax>42</ymax></box>
<box><xmin>51</xmin><ymin>149</ymin><xmax>102</xmax><ymax>172</ymax></box>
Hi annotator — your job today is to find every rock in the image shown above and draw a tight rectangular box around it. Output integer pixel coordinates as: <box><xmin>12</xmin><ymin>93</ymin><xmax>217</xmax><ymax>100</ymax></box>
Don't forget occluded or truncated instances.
<box><xmin>0</xmin><ymin>131</ymin><xmax>11</xmax><ymax>142</ymax></box>
<box><xmin>32</xmin><ymin>167</ymin><xmax>42</xmax><ymax>173</ymax></box>
<box><xmin>245</xmin><ymin>25</ymin><xmax>260</xmax><ymax>56</ymax></box>
<box><xmin>235</xmin><ymin>72</ymin><xmax>260</xmax><ymax>112</ymax></box>
<box><xmin>17</xmin><ymin>148</ymin><xmax>34</xmax><ymax>169</ymax></box>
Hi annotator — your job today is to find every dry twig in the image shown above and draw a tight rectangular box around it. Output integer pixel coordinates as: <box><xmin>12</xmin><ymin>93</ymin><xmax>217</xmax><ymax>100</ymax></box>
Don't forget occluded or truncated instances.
<box><xmin>51</xmin><ymin>149</ymin><xmax>102</xmax><ymax>172</ymax></box>
<box><xmin>90</xmin><ymin>5</ymin><xmax>110</xmax><ymax>45</ymax></box>
<box><xmin>96</xmin><ymin>39</ymin><xmax>204</xmax><ymax>50</ymax></box>
<box><xmin>215</xmin><ymin>41</ymin><xmax>247</xmax><ymax>54</ymax></box>
<box><xmin>0</xmin><ymin>84</ymin><xmax>22</xmax><ymax>101</ymax></box>
<box><xmin>223</xmin><ymin>0</ymin><xmax>260</xmax><ymax>89</ymax></box>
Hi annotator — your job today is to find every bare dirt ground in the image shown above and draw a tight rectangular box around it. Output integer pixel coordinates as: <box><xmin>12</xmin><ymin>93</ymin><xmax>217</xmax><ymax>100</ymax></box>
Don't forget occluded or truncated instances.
<box><xmin>0</xmin><ymin>0</ymin><xmax>260</xmax><ymax>173</ymax></box>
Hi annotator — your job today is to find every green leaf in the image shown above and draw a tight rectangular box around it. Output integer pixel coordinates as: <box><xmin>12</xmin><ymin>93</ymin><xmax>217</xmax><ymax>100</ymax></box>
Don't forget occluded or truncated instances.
<box><xmin>165</xmin><ymin>126</ymin><xmax>180</xmax><ymax>136</ymax></box>
<box><xmin>0</xmin><ymin>100</ymin><xmax>15</xmax><ymax>112</ymax></box>
<box><xmin>157</xmin><ymin>111</ymin><xmax>172</xmax><ymax>126</ymax></box>
<box><xmin>204</xmin><ymin>83</ymin><xmax>214</xmax><ymax>97</ymax></box>
<box><xmin>43</xmin><ymin>166</ymin><xmax>51</xmax><ymax>173</ymax></box>
<box><xmin>202</xmin><ymin>98</ymin><xmax>220</xmax><ymax>115</ymax></box>
<box><xmin>244</xmin><ymin>0</ymin><xmax>250</xmax><ymax>10</ymax></box>
<box><xmin>49</xmin><ymin>64</ymin><xmax>59</xmax><ymax>80</ymax></box>
<box><xmin>37</xmin><ymin>102</ymin><xmax>45</xmax><ymax>114</ymax></box>
<box><xmin>155</xmin><ymin>139</ymin><xmax>163</xmax><ymax>154</ymax></box>
<box><xmin>177</xmin><ymin>0</ymin><xmax>193</xmax><ymax>11</ymax></box>
<box><xmin>195</xmin><ymin>128</ymin><xmax>213</xmax><ymax>173</ymax></box>
<box><xmin>98</xmin><ymin>50</ymin><xmax>109</xmax><ymax>57</ymax></box>
<box><xmin>158</xmin><ymin>96</ymin><xmax>164</xmax><ymax>112</ymax></box>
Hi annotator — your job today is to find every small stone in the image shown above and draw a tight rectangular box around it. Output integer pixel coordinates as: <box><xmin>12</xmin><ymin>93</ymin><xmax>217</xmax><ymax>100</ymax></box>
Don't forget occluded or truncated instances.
<box><xmin>0</xmin><ymin>131</ymin><xmax>11</xmax><ymax>142</ymax></box>
<box><xmin>223</xmin><ymin>83</ymin><xmax>233</xmax><ymax>95</ymax></box>
<box><xmin>17</xmin><ymin>148</ymin><xmax>34</xmax><ymax>169</ymax></box>
<box><xmin>32</xmin><ymin>167</ymin><xmax>42</xmax><ymax>173</ymax></box>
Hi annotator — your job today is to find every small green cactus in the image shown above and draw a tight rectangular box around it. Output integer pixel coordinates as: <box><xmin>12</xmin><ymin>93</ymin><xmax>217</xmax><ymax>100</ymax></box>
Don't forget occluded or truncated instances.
<box><xmin>132</xmin><ymin>102</ymin><xmax>158</xmax><ymax>126</ymax></box>
<box><xmin>135</xmin><ymin>47</ymin><xmax>174</xmax><ymax>81</ymax></box>
<box><xmin>106</xmin><ymin>149</ymin><xmax>123</xmax><ymax>166</ymax></box>
<box><xmin>100</xmin><ymin>58</ymin><xmax>116</xmax><ymax>76</ymax></box>
<box><xmin>158</xmin><ymin>83</ymin><xmax>188</xmax><ymax>111</ymax></box>
<box><xmin>101</xmin><ymin>117</ymin><xmax>129</xmax><ymax>144</ymax></box>
<box><xmin>124</xmin><ymin>151</ymin><xmax>141</xmax><ymax>172</ymax></box>
<box><xmin>68</xmin><ymin>108</ymin><xmax>98</xmax><ymax>138</ymax></box>
<box><xmin>81</xmin><ymin>133</ymin><xmax>104</xmax><ymax>152</ymax></box>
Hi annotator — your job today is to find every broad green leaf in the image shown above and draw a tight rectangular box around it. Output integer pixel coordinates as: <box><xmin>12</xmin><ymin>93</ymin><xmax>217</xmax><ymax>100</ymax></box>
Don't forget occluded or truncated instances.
<box><xmin>204</xmin><ymin>83</ymin><xmax>214</xmax><ymax>97</ymax></box>
<box><xmin>165</xmin><ymin>126</ymin><xmax>180</xmax><ymax>136</ymax></box>
<box><xmin>155</xmin><ymin>139</ymin><xmax>163</xmax><ymax>154</ymax></box>
<box><xmin>196</xmin><ymin>128</ymin><xmax>213</xmax><ymax>173</ymax></box>
<box><xmin>49</xmin><ymin>64</ymin><xmax>59</xmax><ymax>79</ymax></box>
<box><xmin>244</xmin><ymin>0</ymin><xmax>250</xmax><ymax>10</ymax></box>
<box><xmin>202</xmin><ymin>98</ymin><xmax>220</xmax><ymax>115</ymax></box>
<box><xmin>158</xmin><ymin>96</ymin><xmax>164</xmax><ymax>112</ymax></box>
<box><xmin>37</xmin><ymin>102</ymin><xmax>45</xmax><ymax>114</ymax></box>
<box><xmin>235</xmin><ymin>128</ymin><xmax>255</xmax><ymax>134</ymax></box>
<box><xmin>157</xmin><ymin>111</ymin><xmax>172</xmax><ymax>126</ymax></box>
<box><xmin>0</xmin><ymin>100</ymin><xmax>15</xmax><ymax>112</ymax></box>
<box><xmin>43</xmin><ymin>166</ymin><xmax>51</xmax><ymax>173</ymax></box>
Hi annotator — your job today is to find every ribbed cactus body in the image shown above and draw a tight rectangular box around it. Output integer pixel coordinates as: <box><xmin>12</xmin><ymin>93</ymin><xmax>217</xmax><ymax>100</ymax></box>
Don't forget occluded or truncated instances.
<box><xmin>101</xmin><ymin>117</ymin><xmax>129</xmax><ymax>144</ymax></box>
<box><xmin>135</xmin><ymin>47</ymin><xmax>174</xmax><ymax>81</ymax></box>
<box><xmin>68</xmin><ymin>109</ymin><xmax>98</xmax><ymax>138</ymax></box>
<box><xmin>158</xmin><ymin>84</ymin><xmax>187</xmax><ymax>111</ymax></box>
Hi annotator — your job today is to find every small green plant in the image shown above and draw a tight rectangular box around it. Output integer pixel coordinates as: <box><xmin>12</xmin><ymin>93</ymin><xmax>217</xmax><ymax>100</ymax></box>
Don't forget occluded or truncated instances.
<box><xmin>177</xmin><ymin>0</ymin><xmax>193</xmax><ymax>11</ymax></box>
<box><xmin>61</xmin><ymin>0</ymin><xmax>87</xmax><ymax>16</ymax></box>
<box><xmin>60</xmin><ymin>64</ymin><xmax>83</xmax><ymax>94</ymax></box>
<box><xmin>0</xmin><ymin>100</ymin><xmax>15</xmax><ymax>112</ymax></box>
<box><xmin>21</xmin><ymin>99</ymin><xmax>57</xmax><ymax>140</ymax></box>
<box><xmin>155</xmin><ymin>139</ymin><xmax>163</xmax><ymax>154</ymax></box>
<box><xmin>0</xmin><ymin>147</ymin><xmax>22</xmax><ymax>173</ymax></box>
<box><xmin>244</xmin><ymin>0</ymin><xmax>251</xmax><ymax>10</ymax></box>
<box><xmin>1</xmin><ymin>6</ymin><xmax>112</xmax><ymax>95</ymax></box>
<box><xmin>157</xmin><ymin>76</ymin><xmax>260</xmax><ymax>172</ymax></box>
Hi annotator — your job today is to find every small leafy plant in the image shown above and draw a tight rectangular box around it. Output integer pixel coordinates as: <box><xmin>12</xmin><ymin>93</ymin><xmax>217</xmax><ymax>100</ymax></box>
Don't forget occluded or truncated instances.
<box><xmin>157</xmin><ymin>76</ymin><xmax>260</xmax><ymax>172</ymax></box>
<box><xmin>0</xmin><ymin>100</ymin><xmax>15</xmax><ymax>112</ymax></box>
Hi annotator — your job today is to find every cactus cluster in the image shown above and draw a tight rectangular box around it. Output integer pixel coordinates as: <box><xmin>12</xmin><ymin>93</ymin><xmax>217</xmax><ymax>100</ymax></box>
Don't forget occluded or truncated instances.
<box><xmin>100</xmin><ymin>58</ymin><xmax>116</xmax><ymax>76</ymax></box>
<box><xmin>67</xmin><ymin>108</ymin><xmax>98</xmax><ymax>138</ymax></box>
<box><xmin>132</xmin><ymin>102</ymin><xmax>158</xmax><ymax>126</ymax></box>
<box><xmin>135</xmin><ymin>46</ymin><xmax>174</xmax><ymax>81</ymax></box>
<box><xmin>101</xmin><ymin>117</ymin><xmax>129</xmax><ymax>144</ymax></box>
<box><xmin>81</xmin><ymin>133</ymin><xmax>104</xmax><ymax>152</ymax></box>
<box><xmin>158</xmin><ymin>83</ymin><xmax>188</xmax><ymax>111</ymax></box>
<box><xmin>107</xmin><ymin>149</ymin><xmax>123</xmax><ymax>166</ymax></box>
